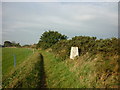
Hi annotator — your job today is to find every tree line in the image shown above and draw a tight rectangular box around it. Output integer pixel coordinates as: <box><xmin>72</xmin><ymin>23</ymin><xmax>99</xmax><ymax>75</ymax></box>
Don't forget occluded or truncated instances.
<box><xmin>3</xmin><ymin>41</ymin><xmax>21</xmax><ymax>47</ymax></box>
<box><xmin>2</xmin><ymin>41</ymin><xmax>37</xmax><ymax>48</ymax></box>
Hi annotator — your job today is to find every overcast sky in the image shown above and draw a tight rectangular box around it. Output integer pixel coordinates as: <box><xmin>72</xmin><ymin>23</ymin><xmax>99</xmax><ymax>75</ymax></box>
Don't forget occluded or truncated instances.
<box><xmin>2</xmin><ymin>2</ymin><xmax>118</xmax><ymax>45</ymax></box>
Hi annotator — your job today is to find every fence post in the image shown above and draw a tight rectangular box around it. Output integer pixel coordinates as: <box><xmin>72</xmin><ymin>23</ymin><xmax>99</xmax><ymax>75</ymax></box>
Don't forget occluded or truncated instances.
<box><xmin>13</xmin><ymin>54</ymin><xmax>16</xmax><ymax>67</ymax></box>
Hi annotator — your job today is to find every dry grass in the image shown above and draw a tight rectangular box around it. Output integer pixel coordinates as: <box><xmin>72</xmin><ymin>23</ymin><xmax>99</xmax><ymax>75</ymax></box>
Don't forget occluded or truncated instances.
<box><xmin>64</xmin><ymin>53</ymin><xmax>119</xmax><ymax>88</ymax></box>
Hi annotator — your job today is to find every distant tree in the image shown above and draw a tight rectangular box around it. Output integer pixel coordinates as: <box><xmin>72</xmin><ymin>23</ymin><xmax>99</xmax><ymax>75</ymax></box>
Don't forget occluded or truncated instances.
<box><xmin>37</xmin><ymin>30</ymin><xmax>68</xmax><ymax>49</ymax></box>
<box><xmin>4</xmin><ymin>41</ymin><xmax>12</xmax><ymax>47</ymax></box>
<box><xmin>4</xmin><ymin>41</ymin><xmax>21</xmax><ymax>47</ymax></box>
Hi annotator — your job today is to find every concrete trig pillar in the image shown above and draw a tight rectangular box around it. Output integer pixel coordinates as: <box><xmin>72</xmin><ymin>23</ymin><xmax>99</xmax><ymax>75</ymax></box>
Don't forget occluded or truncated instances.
<box><xmin>70</xmin><ymin>47</ymin><xmax>79</xmax><ymax>59</ymax></box>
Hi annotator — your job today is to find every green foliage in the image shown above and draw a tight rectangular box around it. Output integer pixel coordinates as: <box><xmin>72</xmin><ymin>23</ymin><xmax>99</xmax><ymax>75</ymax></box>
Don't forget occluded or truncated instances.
<box><xmin>37</xmin><ymin>30</ymin><xmax>67</xmax><ymax>49</ymax></box>
<box><xmin>51</xmin><ymin>36</ymin><xmax>118</xmax><ymax>60</ymax></box>
<box><xmin>51</xmin><ymin>40</ymin><xmax>71</xmax><ymax>60</ymax></box>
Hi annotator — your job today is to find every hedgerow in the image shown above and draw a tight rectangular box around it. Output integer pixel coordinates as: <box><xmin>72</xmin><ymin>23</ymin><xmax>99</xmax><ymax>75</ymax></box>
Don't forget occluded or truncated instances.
<box><xmin>51</xmin><ymin>36</ymin><xmax>118</xmax><ymax>60</ymax></box>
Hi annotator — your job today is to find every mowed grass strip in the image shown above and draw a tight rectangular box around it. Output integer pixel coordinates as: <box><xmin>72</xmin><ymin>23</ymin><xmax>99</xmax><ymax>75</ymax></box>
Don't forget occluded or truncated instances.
<box><xmin>2</xmin><ymin>51</ymin><xmax>42</xmax><ymax>88</ymax></box>
<box><xmin>39</xmin><ymin>50</ymin><xmax>80</xmax><ymax>88</ymax></box>
<box><xmin>2</xmin><ymin>48</ymin><xmax>33</xmax><ymax>75</ymax></box>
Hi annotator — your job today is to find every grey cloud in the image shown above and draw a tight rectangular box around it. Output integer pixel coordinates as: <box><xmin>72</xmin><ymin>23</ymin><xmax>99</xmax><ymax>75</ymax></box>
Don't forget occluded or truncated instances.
<box><xmin>2</xmin><ymin>2</ymin><xmax>118</xmax><ymax>45</ymax></box>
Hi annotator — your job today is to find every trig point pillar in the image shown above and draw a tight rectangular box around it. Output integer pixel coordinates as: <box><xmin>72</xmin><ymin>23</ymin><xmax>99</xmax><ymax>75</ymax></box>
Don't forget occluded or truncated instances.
<box><xmin>70</xmin><ymin>47</ymin><xmax>79</xmax><ymax>59</ymax></box>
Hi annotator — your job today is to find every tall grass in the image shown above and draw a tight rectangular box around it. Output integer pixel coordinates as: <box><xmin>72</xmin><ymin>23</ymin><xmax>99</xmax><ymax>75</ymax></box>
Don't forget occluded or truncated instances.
<box><xmin>65</xmin><ymin>53</ymin><xmax>119</xmax><ymax>88</ymax></box>
<box><xmin>40</xmin><ymin>50</ymin><xmax>80</xmax><ymax>88</ymax></box>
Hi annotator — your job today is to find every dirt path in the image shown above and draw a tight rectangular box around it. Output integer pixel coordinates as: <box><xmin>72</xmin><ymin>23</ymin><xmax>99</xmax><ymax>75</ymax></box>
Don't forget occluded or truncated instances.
<box><xmin>39</xmin><ymin>54</ymin><xmax>47</xmax><ymax>88</ymax></box>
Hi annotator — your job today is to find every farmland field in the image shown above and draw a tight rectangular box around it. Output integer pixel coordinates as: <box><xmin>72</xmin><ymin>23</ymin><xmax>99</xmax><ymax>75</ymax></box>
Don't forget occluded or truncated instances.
<box><xmin>2</xmin><ymin>48</ymin><xmax>33</xmax><ymax>75</ymax></box>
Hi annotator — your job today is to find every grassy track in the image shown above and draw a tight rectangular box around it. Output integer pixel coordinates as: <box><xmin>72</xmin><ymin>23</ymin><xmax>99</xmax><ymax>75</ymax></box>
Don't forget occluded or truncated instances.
<box><xmin>39</xmin><ymin>50</ymin><xmax>80</xmax><ymax>88</ymax></box>
<box><xmin>2</xmin><ymin>48</ymin><xmax>33</xmax><ymax>75</ymax></box>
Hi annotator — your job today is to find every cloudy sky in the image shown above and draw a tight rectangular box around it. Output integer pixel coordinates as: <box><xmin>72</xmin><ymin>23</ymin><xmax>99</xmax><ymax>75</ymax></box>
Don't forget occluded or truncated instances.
<box><xmin>2</xmin><ymin>2</ymin><xmax>118</xmax><ymax>45</ymax></box>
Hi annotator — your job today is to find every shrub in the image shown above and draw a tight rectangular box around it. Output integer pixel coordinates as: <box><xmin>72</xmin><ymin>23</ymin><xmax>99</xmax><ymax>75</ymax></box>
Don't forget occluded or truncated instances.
<box><xmin>51</xmin><ymin>36</ymin><xmax>118</xmax><ymax>60</ymax></box>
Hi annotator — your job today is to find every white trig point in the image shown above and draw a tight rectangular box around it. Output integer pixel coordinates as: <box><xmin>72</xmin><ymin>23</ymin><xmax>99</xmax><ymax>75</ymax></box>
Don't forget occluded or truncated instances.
<box><xmin>70</xmin><ymin>47</ymin><xmax>79</xmax><ymax>59</ymax></box>
<box><xmin>33</xmin><ymin>49</ymin><xmax>34</xmax><ymax>53</ymax></box>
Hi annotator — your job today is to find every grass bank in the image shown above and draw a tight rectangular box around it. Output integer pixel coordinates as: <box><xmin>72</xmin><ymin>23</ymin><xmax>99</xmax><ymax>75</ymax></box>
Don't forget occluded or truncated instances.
<box><xmin>65</xmin><ymin>53</ymin><xmax>119</xmax><ymax>88</ymax></box>
<box><xmin>2</xmin><ymin>51</ymin><xmax>43</xmax><ymax>88</ymax></box>
<box><xmin>40</xmin><ymin>50</ymin><xmax>119</xmax><ymax>88</ymax></box>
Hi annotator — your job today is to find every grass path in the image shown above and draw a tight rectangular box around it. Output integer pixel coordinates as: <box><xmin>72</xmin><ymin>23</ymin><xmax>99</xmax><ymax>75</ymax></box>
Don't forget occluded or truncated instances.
<box><xmin>39</xmin><ymin>54</ymin><xmax>47</xmax><ymax>88</ymax></box>
<box><xmin>39</xmin><ymin>50</ymin><xmax>80</xmax><ymax>88</ymax></box>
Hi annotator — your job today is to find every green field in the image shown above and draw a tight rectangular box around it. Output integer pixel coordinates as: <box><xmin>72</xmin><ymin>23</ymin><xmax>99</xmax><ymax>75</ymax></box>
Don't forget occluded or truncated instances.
<box><xmin>2</xmin><ymin>48</ymin><xmax>33</xmax><ymax>75</ymax></box>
